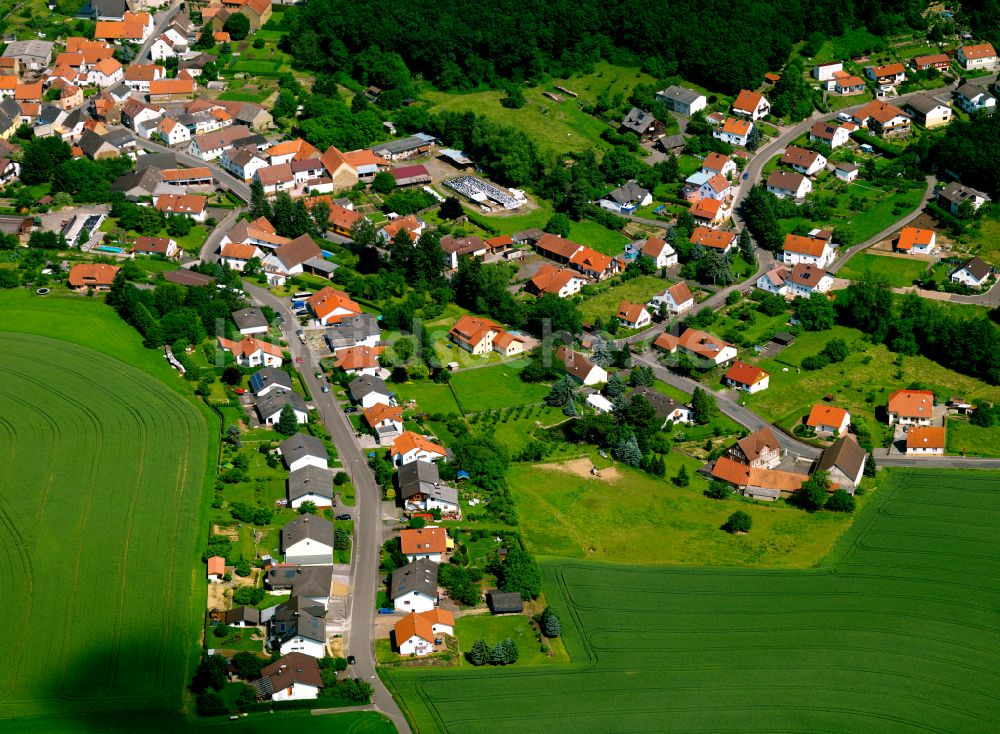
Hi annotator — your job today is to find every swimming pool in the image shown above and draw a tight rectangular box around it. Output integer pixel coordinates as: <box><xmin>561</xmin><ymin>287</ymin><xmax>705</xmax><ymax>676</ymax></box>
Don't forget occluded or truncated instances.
<box><xmin>96</xmin><ymin>246</ymin><xmax>124</xmax><ymax>253</ymax></box>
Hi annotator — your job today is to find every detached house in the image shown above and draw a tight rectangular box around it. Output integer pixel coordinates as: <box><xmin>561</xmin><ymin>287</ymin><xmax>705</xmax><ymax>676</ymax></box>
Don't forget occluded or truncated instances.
<box><xmin>219</xmin><ymin>242</ymin><xmax>264</xmax><ymax>271</ymax></box>
<box><xmin>808</xmin><ymin>120</ymin><xmax>853</xmax><ymax>149</ymax></box>
<box><xmin>653</xmin><ymin>328</ymin><xmax>737</xmax><ymax>366</ymax></box>
<box><xmin>556</xmin><ymin>346</ymin><xmax>607</xmax><ymax>386</ymax></box>
<box><xmin>656</xmin><ymin>85</ymin><xmax>706</xmax><ymax>116</ymax></box>
<box><xmin>648</xmin><ymin>281</ymin><xmax>694</xmax><ymax>316</ymax></box>
<box><xmin>714</xmin><ymin>117</ymin><xmax>753</xmax><ymax>146</ymax></box>
<box><xmin>957</xmin><ymin>43</ymin><xmax>998</xmax><ymax>70</ymax></box>
<box><xmin>619</xmin><ymin>107</ymin><xmax>664</xmax><ymax>141</ymax></box>
<box><xmin>348</xmin><ymin>374</ymin><xmax>393</xmax><ymax>410</ymax></box>
<box><xmin>887</xmin><ymin>389</ymin><xmax>934</xmax><ymax>425</ymax></box>
<box><xmin>785</xmin><ymin>263</ymin><xmax>833</xmax><ymax>298</ymax></box>
<box><xmin>363</xmin><ymin>403</ymin><xmax>404</xmax><ymax>444</ymax></box>
<box><xmin>263</xmin><ymin>234</ymin><xmax>322</xmax><ymax>285</ymax></box>
<box><xmin>913</xmin><ymin>53</ymin><xmax>950</xmax><ymax>72</ymax></box>
<box><xmin>394</xmin><ymin>610</ymin><xmax>455</xmax><ymax>657</ymax></box>
<box><xmin>255</xmin><ymin>389</ymin><xmax>308</xmax><ymax>426</ymax></box>
<box><xmin>287</xmin><ymin>465</ymin><xmax>333</xmax><ymax>509</ymax></box>
<box><xmin>905</xmin><ymin>93</ymin><xmax>953</xmax><ymax>128</ymax></box>
<box><xmin>816</xmin><ymin>435</ymin><xmax>867</xmax><ymax>489</ymax></box>
<box><xmin>732</xmin><ymin>90</ymin><xmax>770</xmax><ymax>120</ymax></box>
<box><xmin>279</xmin><ymin>433</ymin><xmax>328</xmax><ymax>473</ymax></box>
<box><xmin>397</xmin><ymin>460</ymin><xmax>459</xmax><ymax>515</ymax></box>
<box><xmin>690</xmin><ymin>227</ymin><xmax>736</xmax><ymax>253</ymax></box>
<box><xmin>217</xmin><ymin>336</ymin><xmax>283</xmax><ymax>368</ymax></box>
<box><xmin>599</xmin><ymin>182</ymin><xmax>652</xmax><ymax>213</ymax></box>
<box><xmin>949</xmin><ymin>256</ymin><xmax>994</xmax><ymax>288</ymax></box>
<box><xmin>390</xmin><ymin>431</ymin><xmax>448</xmax><ymax>466</ymax></box>
<box><xmin>726</xmin><ymin>426</ymin><xmax>781</xmax><ymax>469</ymax></box>
<box><xmin>806</xmin><ymin>404</ymin><xmax>851</xmax><ymax>434</ymax></box>
<box><xmin>401</xmin><ymin>527</ymin><xmax>448</xmax><ymax>563</ymax></box>
<box><xmin>954</xmin><ymin>83</ymin><xmax>996</xmax><ymax>115</ymax></box>
<box><xmin>68</xmin><ymin>263</ymin><xmax>119</xmax><ymax>292</ymax></box>
<box><xmin>723</xmin><ymin>360</ymin><xmax>770</xmax><ymax>393</ymax></box>
<box><xmin>782</xmin><ymin>231</ymin><xmax>835</xmax><ymax>268</ymax></box>
<box><xmin>334</xmin><ymin>345</ymin><xmax>384</xmax><ymax>376</ymax></box>
<box><xmin>526</xmin><ymin>263</ymin><xmax>587</xmax><ymax>298</ymax></box>
<box><xmin>780</xmin><ymin>146</ymin><xmax>826</xmax><ymax>176</ymax></box>
<box><xmin>766</xmin><ymin>170</ymin><xmax>811</xmax><ymax>199</ymax></box>
<box><xmin>390</xmin><ymin>559</ymin><xmax>439</xmax><ymax>614</ymax></box>
<box><xmin>906</xmin><ymin>426</ymin><xmax>945</xmax><ymax>455</ymax></box>
<box><xmin>448</xmin><ymin>314</ymin><xmax>524</xmax><ymax>357</ymax></box>
<box><xmin>865</xmin><ymin>63</ymin><xmax>906</xmax><ymax>85</ymax></box>
<box><xmin>308</xmin><ymin>286</ymin><xmax>362</xmax><ymax>326</ymax></box>
<box><xmin>852</xmin><ymin>100</ymin><xmax>911</xmax><ymax>137</ymax></box>
<box><xmin>265</xmin><ymin>594</ymin><xmax>328</xmax><ymax>657</ymax></box>
<box><xmin>281</xmin><ymin>514</ymin><xmax>333</xmax><ymax>566</ymax></box>
<box><xmin>894</xmin><ymin>227</ymin><xmax>936</xmax><ymax>255</ymax></box>
<box><xmin>637</xmin><ymin>236</ymin><xmax>677</xmax><ymax>268</ymax></box>
<box><xmin>254</xmin><ymin>654</ymin><xmax>323</xmax><ymax>702</ymax></box>
<box><xmin>617</xmin><ymin>301</ymin><xmax>651</xmax><ymax>330</ymax></box>
<box><xmin>936</xmin><ymin>182</ymin><xmax>990</xmax><ymax>215</ymax></box>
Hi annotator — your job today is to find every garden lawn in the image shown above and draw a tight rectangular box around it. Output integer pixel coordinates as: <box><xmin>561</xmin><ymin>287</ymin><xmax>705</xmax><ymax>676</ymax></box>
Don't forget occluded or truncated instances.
<box><xmin>450</xmin><ymin>363</ymin><xmax>552</xmax><ymax>413</ymax></box>
<box><xmin>387</xmin><ymin>469</ymin><xmax>1000</xmax><ymax>734</ymax></box>
<box><xmin>945</xmin><ymin>417</ymin><xmax>1000</xmax><ymax>457</ymax></box>
<box><xmin>743</xmin><ymin>325</ymin><xmax>1000</xmax><ymax>441</ymax></box>
<box><xmin>837</xmin><ymin>252</ymin><xmax>929</xmax><ymax>287</ymax></box>
<box><xmin>509</xmin><ymin>455</ymin><xmax>859</xmax><ymax>567</ymax></box>
<box><xmin>578</xmin><ymin>275</ymin><xmax>668</xmax><ymax>322</ymax></box>
<box><xmin>394</xmin><ymin>380</ymin><xmax>462</xmax><ymax>415</ymax></box>
<box><xmin>566</xmin><ymin>219</ymin><xmax>629</xmax><ymax>255</ymax></box>
<box><xmin>0</xmin><ymin>291</ymin><xmax>213</xmax><ymax>724</ymax></box>
<box><xmin>455</xmin><ymin>614</ymin><xmax>569</xmax><ymax>666</ymax></box>
<box><xmin>952</xmin><ymin>212</ymin><xmax>1000</xmax><ymax>266</ymax></box>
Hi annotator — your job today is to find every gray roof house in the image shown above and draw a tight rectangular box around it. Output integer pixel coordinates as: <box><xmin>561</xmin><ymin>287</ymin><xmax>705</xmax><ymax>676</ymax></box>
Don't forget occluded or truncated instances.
<box><xmin>287</xmin><ymin>465</ymin><xmax>334</xmax><ymax>507</ymax></box>
<box><xmin>816</xmin><ymin>435</ymin><xmax>866</xmax><ymax>491</ymax></box>
<box><xmin>2</xmin><ymin>39</ymin><xmax>54</xmax><ymax>70</ymax></box>
<box><xmin>250</xmin><ymin>366</ymin><xmax>292</xmax><ymax>396</ymax></box>
<box><xmin>347</xmin><ymin>374</ymin><xmax>392</xmax><ymax>407</ymax></box>
<box><xmin>280</xmin><ymin>513</ymin><xmax>334</xmax><ymax>566</ymax></box>
<box><xmin>324</xmin><ymin>313</ymin><xmax>380</xmax><ymax>352</ymax></box>
<box><xmin>389</xmin><ymin>558</ymin><xmax>438</xmax><ymax>610</ymax></box>
<box><xmin>278</xmin><ymin>433</ymin><xmax>328</xmax><ymax>471</ymax></box>
<box><xmin>486</xmin><ymin>590</ymin><xmax>524</xmax><ymax>614</ymax></box>
<box><xmin>599</xmin><ymin>182</ymin><xmax>652</xmax><ymax>213</ymax></box>
<box><xmin>265</xmin><ymin>565</ymin><xmax>334</xmax><ymax>602</ymax></box>
<box><xmin>112</xmin><ymin>166</ymin><xmax>163</xmax><ymax>200</ymax></box>
<box><xmin>224</xmin><ymin>605</ymin><xmax>261</xmax><ymax>627</ymax></box>
<box><xmin>397</xmin><ymin>460</ymin><xmax>459</xmax><ymax>511</ymax></box>
<box><xmin>620</xmin><ymin>107</ymin><xmax>664</xmax><ymax>140</ymax></box>
<box><xmin>656</xmin><ymin>85</ymin><xmax>707</xmax><ymax>116</ymax></box>
<box><xmin>232</xmin><ymin>307</ymin><xmax>269</xmax><ymax>335</ymax></box>
<box><xmin>255</xmin><ymin>389</ymin><xmax>309</xmax><ymax>426</ymax></box>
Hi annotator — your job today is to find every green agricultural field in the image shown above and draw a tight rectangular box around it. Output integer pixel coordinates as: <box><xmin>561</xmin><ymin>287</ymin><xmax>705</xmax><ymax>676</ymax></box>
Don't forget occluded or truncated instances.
<box><xmin>450</xmin><ymin>363</ymin><xmax>551</xmax><ymax>413</ymax></box>
<box><xmin>945</xmin><ymin>417</ymin><xmax>1000</xmax><ymax>457</ymax></box>
<box><xmin>387</xmin><ymin>469</ymin><xmax>1000</xmax><ymax>734</ymax></box>
<box><xmin>743</xmin><ymin>325</ymin><xmax>1000</xmax><ymax>441</ymax></box>
<box><xmin>837</xmin><ymin>252</ymin><xmax>930</xmax><ymax>287</ymax></box>
<box><xmin>509</xmin><ymin>456</ymin><xmax>858</xmax><ymax>567</ymax></box>
<box><xmin>0</xmin><ymin>328</ymin><xmax>210</xmax><ymax>723</ymax></box>
<box><xmin>0</xmin><ymin>710</ymin><xmax>396</xmax><ymax>733</ymax></box>
<box><xmin>578</xmin><ymin>275</ymin><xmax>667</xmax><ymax>322</ymax></box>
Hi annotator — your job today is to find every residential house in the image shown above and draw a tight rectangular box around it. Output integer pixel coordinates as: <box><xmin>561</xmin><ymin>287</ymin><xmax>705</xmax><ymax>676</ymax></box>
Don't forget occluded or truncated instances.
<box><xmin>207</xmin><ymin>555</ymin><xmax>225</xmax><ymax>582</ymax></box>
<box><xmin>906</xmin><ymin>426</ymin><xmax>946</xmax><ymax>455</ymax></box>
<box><xmin>279</xmin><ymin>433</ymin><xmax>328</xmax><ymax>472</ymax></box>
<box><xmin>255</xmin><ymin>162</ymin><xmax>295</xmax><ymax>195</ymax></box>
<box><xmin>132</xmin><ymin>235</ymin><xmax>178</xmax><ymax>258</ymax></box>
<box><xmin>378</xmin><ymin>214</ymin><xmax>424</xmax><ymax>244</ymax></box>
<box><xmin>714</xmin><ymin>117</ymin><xmax>753</xmax><ymax>146</ymax></box>
<box><xmin>648</xmin><ymin>281</ymin><xmax>694</xmax><ymax>317</ymax></box>
<box><xmin>689</xmin><ymin>227</ymin><xmax>736</xmax><ymax>253</ymax></box>
<box><xmin>832</xmin><ymin>72</ymin><xmax>866</xmax><ymax>95</ymax></box>
<box><xmin>616</xmin><ymin>300</ymin><xmax>651</xmax><ymax>330</ymax></box>
<box><xmin>957</xmin><ymin>43</ymin><xmax>998</xmax><ymax>70</ymax></box>
<box><xmin>266</xmin><ymin>138</ymin><xmax>320</xmax><ymax>165</ymax></box>
<box><xmin>219</xmin><ymin>242</ymin><xmax>264</xmax><ymax>271</ymax></box>
<box><xmin>390</xmin><ymin>431</ymin><xmax>448</xmax><ymax>466</ymax></box>
<box><xmin>894</xmin><ymin>227</ymin><xmax>936</xmax><ymax>255</ymax></box>
<box><xmin>317</xmin><ymin>145</ymin><xmax>359</xmax><ymax>189</ymax></box>
<box><xmin>250</xmin><ymin>366</ymin><xmax>292</xmax><ymax>397</ymax></box>
<box><xmin>363</xmin><ymin>403</ymin><xmax>404</xmax><ymax>444</ymax></box>
<box><xmin>808</xmin><ymin>120</ymin><xmax>852</xmax><ymax>148</ymax></box>
<box><xmin>120</xmin><ymin>98</ymin><xmax>163</xmax><ymax>131</ymax></box>
<box><xmin>77</xmin><ymin>129</ymin><xmax>119</xmax><ymax>160</ymax></box>
<box><xmin>266</xmin><ymin>594</ymin><xmax>328</xmax><ymax>656</ymax></box>
<box><xmin>348</xmin><ymin>374</ymin><xmax>392</xmax><ymax>409</ymax></box>
<box><xmin>834</xmin><ymin>162</ymin><xmax>860</xmax><ymax>182</ymax></box>
<box><xmin>224</xmin><ymin>606</ymin><xmax>261</xmax><ymax>628</ymax></box>
<box><xmin>254</xmin><ymin>653</ymin><xmax>323</xmax><ymax>701</ymax></box>
<box><xmin>263</xmin><ymin>234</ymin><xmax>322</xmax><ymax>285</ymax></box>
<box><xmin>324</xmin><ymin>313</ymin><xmax>380</xmax><ymax>352</ymax></box>
<box><xmin>394</xmin><ymin>609</ymin><xmax>455</xmax><ymax>657</ymax></box>
<box><xmin>281</xmin><ymin>514</ymin><xmax>333</xmax><ymax>566</ymax></box>
<box><xmin>766</xmin><ymin>170</ymin><xmax>812</xmax><ymax>199</ymax></box>
<box><xmin>333</xmin><ymin>345</ymin><xmax>384</xmax><ymax>376</ymax></box>
<box><xmin>632</xmin><ymin>385</ymin><xmax>693</xmax><ymax>426</ymax></box>
<box><xmin>807</xmin><ymin>404</ymin><xmax>851</xmax><ymax>434</ymax></box>
<box><xmin>157</xmin><ymin>117</ymin><xmax>190</xmax><ymax>146</ymax></box>
<box><xmin>785</xmin><ymin>262</ymin><xmax>833</xmax><ymax>297</ymax></box>
<box><xmin>936</xmin><ymin>182</ymin><xmax>990</xmax><ymax>215</ymax></box>
<box><xmin>439</xmin><ymin>234</ymin><xmax>487</xmax><ymax>270</ymax></box>
<box><xmin>637</xmin><ymin>236</ymin><xmax>677</xmax><ymax>268</ymax></box>
<box><xmin>726</xmin><ymin>426</ymin><xmax>781</xmax><ymax>468</ymax></box>
<box><xmin>397</xmin><ymin>460</ymin><xmax>459</xmax><ymax>515</ymax></box>
<box><xmin>732</xmin><ymin>90</ymin><xmax>770</xmax><ymax>119</ymax></box>
<box><xmin>724</xmin><ymin>360</ymin><xmax>770</xmax><ymax>393</ymax></box>
<box><xmin>692</xmin><ymin>199</ymin><xmax>732</xmax><ymax>228</ymax></box>
<box><xmin>149</xmin><ymin>76</ymin><xmax>196</xmax><ymax>104</ymax></box>
<box><xmin>782</xmin><ymin>231</ymin><xmax>835</xmax><ymax>268</ymax></box>
<box><xmin>683</xmin><ymin>171</ymin><xmax>733</xmax><ymax>202</ymax></box>
<box><xmin>905</xmin><ymin>93</ymin><xmax>953</xmax><ymax>128</ymax></box>
<box><xmin>390</xmin><ymin>558</ymin><xmax>439</xmax><ymax>614</ymax></box>
<box><xmin>816</xmin><ymin>435</ymin><xmax>867</xmax><ymax>489</ymax></box>
<box><xmin>865</xmin><ymin>62</ymin><xmax>906</xmax><ymax>85</ymax></box>
<box><xmin>954</xmin><ymin>83</ymin><xmax>996</xmax><ymax>115</ymax></box>
<box><xmin>780</xmin><ymin>146</ymin><xmax>827</xmax><ymax>176</ymax></box>
<box><xmin>448</xmin><ymin>314</ymin><xmax>503</xmax><ymax>355</ymax></box>
<box><xmin>154</xmin><ymin>193</ymin><xmax>206</xmax><ymax>222</ymax></box>
<box><xmin>887</xmin><ymin>389</ymin><xmax>934</xmax><ymax>425</ymax></box>
<box><xmin>217</xmin><ymin>336</ymin><xmax>283</xmax><ymax>368</ymax></box>
<box><xmin>187</xmin><ymin>125</ymin><xmax>256</xmax><ymax>161</ymax></box>
<box><xmin>220</xmin><ymin>144</ymin><xmax>270</xmax><ymax>182</ymax></box>
<box><xmin>68</xmin><ymin>263</ymin><xmax>119</xmax><ymax>292</ymax></box>
<box><xmin>655</xmin><ymin>85</ymin><xmax>706</xmax><ymax>115</ymax></box>
<box><xmin>255</xmin><ymin>389</ymin><xmax>308</xmax><ymax>426</ymax></box>
<box><xmin>570</xmin><ymin>246</ymin><xmax>620</xmax><ymax>281</ymax></box>
<box><xmin>652</xmin><ymin>328</ymin><xmax>737</xmax><ymax>366</ymax></box>
<box><xmin>619</xmin><ymin>107</ymin><xmax>664</xmax><ymax>141</ymax></box>
<box><xmin>94</xmin><ymin>12</ymin><xmax>154</xmax><ymax>43</ymax></box>
<box><xmin>287</xmin><ymin>465</ymin><xmax>333</xmax><ymax>509</ymax></box>
<box><xmin>700</xmin><ymin>153</ymin><xmax>736</xmax><ymax>181</ymax></box>
<box><xmin>401</xmin><ymin>527</ymin><xmax>448</xmax><ymax>563</ymax></box>
<box><xmin>599</xmin><ymin>182</ymin><xmax>652</xmax><ymax>213</ymax></box>
<box><xmin>307</xmin><ymin>286</ymin><xmax>361</xmax><ymax>326</ymax></box>
<box><xmin>813</xmin><ymin>62</ymin><xmax>843</xmax><ymax>81</ymax></box>
<box><xmin>913</xmin><ymin>53</ymin><xmax>950</xmax><ymax>72</ymax></box>
<box><xmin>556</xmin><ymin>346</ymin><xmax>607</xmax><ymax>385</ymax></box>
<box><xmin>86</xmin><ymin>57</ymin><xmax>124</xmax><ymax>88</ymax></box>
<box><xmin>526</xmin><ymin>263</ymin><xmax>587</xmax><ymax>298</ymax></box>
<box><xmin>710</xmin><ymin>456</ymin><xmax>816</xmax><ymax>501</ymax></box>
<box><xmin>949</xmin><ymin>256</ymin><xmax>994</xmax><ymax>288</ymax></box>
<box><xmin>852</xmin><ymin>100</ymin><xmax>911</xmax><ymax>137</ymax></box>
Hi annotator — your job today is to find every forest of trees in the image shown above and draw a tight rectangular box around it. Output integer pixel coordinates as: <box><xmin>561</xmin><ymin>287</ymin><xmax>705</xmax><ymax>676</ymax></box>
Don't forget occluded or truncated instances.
<box><xmin>285</xmin><ymin>0</ymin><xmax>927</xmax><ymax>94</ymax></box>
<box><xmin>922</xmin><ymin>113</ymin><xmax>1000</xmax><ymax>198</ymax></box>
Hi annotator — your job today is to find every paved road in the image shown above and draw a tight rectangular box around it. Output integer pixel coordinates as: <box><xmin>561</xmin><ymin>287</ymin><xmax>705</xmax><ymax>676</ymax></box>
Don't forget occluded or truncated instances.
<box><xmin>875</xmin><ymin>453</ymin><xmax>1000</xmax><ymax>469</ymax></box>
<box><xmin>633</xmin><ymin>352</ymin><xmax>822</xmax><ymax>461</ymax></box>
<box><xmin>199</xmin><ymin>209</ymin><xmax>239</xmax><ymax>264</ymax></box>
<box><xmin>135</xmin><ymin>2</ymin><xmax>183</xmax><ymax>64</ymax></box>
<box><xmin>124</xmin><ymin>130</ymin><xmax>253</xmax><ymax>202</ymax></box>
<box><xmin>243</xmin><ymin>282</ymin><xmax>411</xmax><ymax>734</ymax></box>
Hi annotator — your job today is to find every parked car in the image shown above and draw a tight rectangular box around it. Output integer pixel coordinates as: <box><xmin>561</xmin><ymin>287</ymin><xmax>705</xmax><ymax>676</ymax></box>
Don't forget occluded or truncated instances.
<box><xmin>296</xmin><ymin>357</ymin><xmax>303</xmax><ymax>364</ymax></box>
<box><xmin>336</xmin><ymin>513</ymin><xmax>351</xmax><ymax>520</ymax></box>
<box><xmin>377</xmin><ymin>608</ymin><xmax>395</xmax><ymax>615</ymax></box>
<box><xmin>347</xmin><ymin>655</ymin><xmax>356</xmax><ymax>665</ymax></box>
<box><xmin>321</xmin><ymin>385</ymin><xmax>330</xmax><ymax>393</ymax></box>
<box><xmin>344</xmin><ymin>406</ymin><xmax>358</xmax><ymax>414</ymax></box>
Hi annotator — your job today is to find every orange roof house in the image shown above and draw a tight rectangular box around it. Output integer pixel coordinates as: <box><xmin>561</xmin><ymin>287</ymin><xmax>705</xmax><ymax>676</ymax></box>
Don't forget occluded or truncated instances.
<box><xmin>616</xmin><ymin>300</ymin><xmax>649</xmax><ymax>328</ymax></box>
<box><xmin>217</xmin><ymin>336</ymin><xmax>283</xmax><ymax>361</ymax></box>
<box><xmin>400</xmin><ymin>527</ymin><xmax>448</xmax><ymax>558</ymax></box>
<box><xmin>363</xmin><ymin>403</ymin><xmax>403</xmax><ymax>429</ymax></box>
<box><xmin>149</xmin><ymin>77</ymin><xmax>195</xmax><ymax>97</ymax></box>
<box><xmin>390</xmin><ymin>431</ymin><xmax>448</xmax><ymax>463</ymax></box>
<box><xmin>527</xmin><ymin>263</ymin><xmax>583</xmax><ymax>297</ymax></box>
<box><xmin>806</xmin><ymin>404</ymin><xmax>850</xmax><ymax>433</ymax></box>
<box><xmin>449</xmin><ymin>314</ymin><xmax>503</xmax><ymax>353</ymax></box>
<box><xmin>220</xmin><ymin>242</ymin><xmax>263</xmax><ymax>261</ymax></box>
<box><xmin>68</xmin><ymin>263</ymin><xmax>120</xmax><ymax>290</ymax></box>
<box><xmin>887</xmin><ymin>389</ymin><xmax>934</xmax><ymax>423</ymax></box>
<box><xmin>906</xmin><ymin>426</ymin><xmax>945</xmax><ymax>452</ymax></box>
<box><xmin>733</xmin><ymin>90</ymin><xmax>766</xmax><ymax>116</ymax></box>
<box><xmin>723</xmin><ymin>360</ymin><xmax>770</xmax><ymax>391</ymax></box>
<box><xmin>207</xmin><ymin>556</ymin><xmax>225</xmax><ymax>579</ymax></box>
<box><xmin>782</xmin><ymin>233</ymin><xmax>828</xmax><ymax>257</ymax></box>
<box><xmin>307</xmin><ymin>286</ymin><xmax>362</xmax><ymax>325</ymax></box>
<box><xmin>690</xmin><ymin>226</ymin><xmax>736</xmax><ymax>251</ymax></box>
<box><xmin>334</xmin><ymin>345</ymin><xmax>384</xmax><ymax>372</ymax></box>
<box><xmin>894</xmin><ymin>227</ymin><xmax>935</xmax><ymax>252</ymax></box>
<box><xmin>393</xmin><ymin>608</ymin><xmax>455</xmax><ymax>651</ymax></box>
<box><xmin>711</xmin><ymin>456</ymin><xmax>828</xmax><ymax>497</ymax></box>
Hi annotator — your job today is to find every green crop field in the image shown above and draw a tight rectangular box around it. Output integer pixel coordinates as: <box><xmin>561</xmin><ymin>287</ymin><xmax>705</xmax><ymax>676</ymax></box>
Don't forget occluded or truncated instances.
<box><xmin>386</xmin><ymin>469</ymin><xmax>1000</xmax><ymax>733</ymax></box>
<box><xmin>0</xmin><ymin>328</ymin><xmax>210</xmax><ymax>723</ymax></box>
<box><xmin>837</xmin><ymin>252</ymin><xmax>930</xmax><ymax>287</ymax></box>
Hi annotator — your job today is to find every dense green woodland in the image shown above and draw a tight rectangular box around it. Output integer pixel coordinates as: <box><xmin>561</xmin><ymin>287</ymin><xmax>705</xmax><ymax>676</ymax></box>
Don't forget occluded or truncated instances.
<box><xmin>287</xmin><ymin>0</ymin><xmax>928</xmax><ymax>93</ymax></box>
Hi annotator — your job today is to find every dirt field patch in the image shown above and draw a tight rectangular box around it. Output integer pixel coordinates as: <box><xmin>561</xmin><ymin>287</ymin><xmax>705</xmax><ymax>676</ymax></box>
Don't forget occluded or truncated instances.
<box><xmin>537</xmin><ymin>457</ymin><xmax>623</xmax><ymax>482</ymax></box>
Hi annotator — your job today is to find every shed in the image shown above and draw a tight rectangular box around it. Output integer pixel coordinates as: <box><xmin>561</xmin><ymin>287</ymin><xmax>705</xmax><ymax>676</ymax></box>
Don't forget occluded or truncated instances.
<box><xmin>771</xmin><ymin>332</ymin><xmax>795</xmax><ymax>346</ymax></box>
<box><xmin>486</xmin><ymin>590</ymin><xmax>524</xmax><ymax>615</ymax></box>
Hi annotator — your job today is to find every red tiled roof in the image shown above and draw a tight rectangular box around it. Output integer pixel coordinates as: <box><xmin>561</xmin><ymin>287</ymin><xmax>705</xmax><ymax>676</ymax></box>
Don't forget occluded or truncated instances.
<box><xmin>724</xmin><ymin>360</ymin><xmax>769</xmax><ymax>386</ymax></box>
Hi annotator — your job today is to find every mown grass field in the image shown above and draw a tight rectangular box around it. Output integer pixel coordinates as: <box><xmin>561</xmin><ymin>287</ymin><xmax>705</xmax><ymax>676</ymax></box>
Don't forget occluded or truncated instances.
<box><xmin>578</xmin><ymin>275</ymin><xmax>667</xmax><ymax>322</ymax></box>
<box><xmin>945</xmin><ymin>417</ymin><xmax>1000</xmax><ymax>457</ymax></box>
<box><xmin>837</xmin><ymin>252</ymin><xmax>930</xmax><ymax>287</ymax></box>
<box><xmin>449</xmin><ymin>363</ymin><xmax>551</xmax><ymax>413</ymax></box>
<box><xmin>0</xmin><ymin>320</ymin><xmax>210</xmax><ymax>722</ymax></box>
<box><xmin>0</xmin><ymin>710</ymin><xmax>396</xmax><ymax>733</ymax></box>
<box><xmin>387</xmin><ymin>469</ymin><xmax>1000</xmax><ymax>733</ymax></box>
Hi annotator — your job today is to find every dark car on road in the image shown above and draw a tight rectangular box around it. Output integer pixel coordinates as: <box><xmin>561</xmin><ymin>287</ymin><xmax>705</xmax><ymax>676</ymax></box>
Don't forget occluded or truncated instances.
<box><xmin>336</xmin><ymin>513</ymin><xmax>351</xmax><ymax>521</ymax></box>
